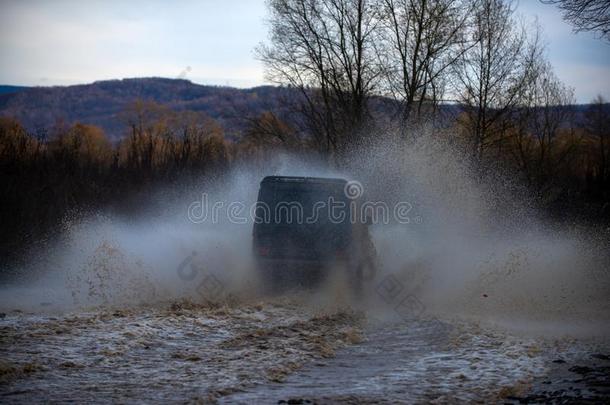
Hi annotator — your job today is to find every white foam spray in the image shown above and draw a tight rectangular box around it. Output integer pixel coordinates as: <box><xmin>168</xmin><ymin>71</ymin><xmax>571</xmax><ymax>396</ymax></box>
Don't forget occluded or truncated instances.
<box><xmin>1</xmin><ymin>127</ymin><xmax>608</xmax><ymax>337</ymax></box>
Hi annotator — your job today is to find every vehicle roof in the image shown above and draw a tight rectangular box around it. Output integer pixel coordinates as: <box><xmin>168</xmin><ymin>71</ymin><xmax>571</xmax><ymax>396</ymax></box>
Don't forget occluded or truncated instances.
<box><xmin>261</xmin><ymin>175</ymin><xmax>347</xmax><ymax>184</ymax></box>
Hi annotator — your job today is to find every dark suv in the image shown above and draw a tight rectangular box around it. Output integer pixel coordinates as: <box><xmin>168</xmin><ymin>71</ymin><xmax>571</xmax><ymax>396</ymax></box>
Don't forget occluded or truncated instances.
<box><xmin>252</xmin><ymin>176</ymin><xmax>368</xmax><ymax>292</ymax></box>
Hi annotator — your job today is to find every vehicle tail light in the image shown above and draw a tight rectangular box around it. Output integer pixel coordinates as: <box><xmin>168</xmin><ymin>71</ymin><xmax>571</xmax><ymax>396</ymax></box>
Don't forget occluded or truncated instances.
<box><xmin>335</xmin><ymin>249</ymin><xmax>348</xmax><ymax>260</ymax></box>
<box><xmin>258</xmin><ymin>246</ymin><xmax>270</xmax><ymax>256</ymax></box>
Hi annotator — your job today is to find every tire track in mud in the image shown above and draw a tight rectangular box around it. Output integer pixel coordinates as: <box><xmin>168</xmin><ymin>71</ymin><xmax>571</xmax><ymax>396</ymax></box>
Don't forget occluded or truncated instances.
<box><xmin>223</xmin><ymin>318</ymin><xmax>610</xmax><ymax>404</ymax></box>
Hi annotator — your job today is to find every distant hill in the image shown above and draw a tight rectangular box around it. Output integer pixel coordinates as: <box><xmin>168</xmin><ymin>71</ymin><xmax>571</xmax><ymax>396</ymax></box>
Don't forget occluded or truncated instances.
<box><xmin>0</xmin><ymin>85</ymin><xmax>29</xmax><ymax>95</ymax></box>
<box><xmin>0</xmin><ymin>78</ymin><xmax>296</xmax><ymax>141</ymax></box>
<box><xmin>0</xmin><ymin>77</ymin><xmax>593</xmax><ymax>141</ymax></box>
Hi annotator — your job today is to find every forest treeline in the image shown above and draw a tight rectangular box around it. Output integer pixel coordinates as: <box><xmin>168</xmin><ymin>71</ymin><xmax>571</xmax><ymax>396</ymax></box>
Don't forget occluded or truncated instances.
<box><xmin>0</xmin><ymin>79</ymin><xmax>297</xmax><ymax>141</ymax></box>
<box><xmin>1</xmin><ymin>0</ymin><xmax>609</xmax><ymax>265</ymax></box>
<box><xmin>1</xmin><ymin>94</ymin><xmax>608</xmax><ymax>263</ymax></box>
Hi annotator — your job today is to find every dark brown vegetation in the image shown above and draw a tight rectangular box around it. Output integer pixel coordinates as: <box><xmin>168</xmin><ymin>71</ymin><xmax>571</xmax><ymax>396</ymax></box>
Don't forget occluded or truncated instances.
<box><xmin>0</xmin><ymin>103</ymin><xmax>236</xmax><ymax>267</ymax></box>
<box><xmin>1</xmin><ymin>94</ymin><xmax>608</xmax><ymax>267</ymax></box>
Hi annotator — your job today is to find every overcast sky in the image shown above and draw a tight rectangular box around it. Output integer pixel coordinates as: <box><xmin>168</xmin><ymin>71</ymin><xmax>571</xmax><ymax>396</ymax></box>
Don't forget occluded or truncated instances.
<box><xmin>0</xmin><ymin>0</ymin><xmax>608</xmax><ymax>103</ymax></box>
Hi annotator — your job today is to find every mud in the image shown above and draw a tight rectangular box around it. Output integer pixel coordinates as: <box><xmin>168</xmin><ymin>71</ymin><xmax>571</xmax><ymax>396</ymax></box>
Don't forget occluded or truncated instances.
<box><xmin>224</xmin><ymin>318</ymin><xmax>559</xmax><ymax>403</ymax></box>
<box><xmin>506</xmin><ymin>352</ymin><xmax>610</xmax><ymax>404</ymax></box>
<box><xmin>0</xmin><ymin>297</ymin><xmax>362</xmax><ymax>403</ymax></box>
<box><xmin>1</xmin><ymin>296</ymin><xmax>608</xmax><ymax>404</ymax></box>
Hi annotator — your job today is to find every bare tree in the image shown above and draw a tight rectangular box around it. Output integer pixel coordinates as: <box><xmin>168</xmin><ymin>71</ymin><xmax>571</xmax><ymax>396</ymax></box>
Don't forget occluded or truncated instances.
<box><xmin>453</xmin><ymin>0</ymin><xmax>541</xmax><ymax>165</ymax></box>
<box><xmin>541</xmin><ymin>0</ymin><xmax>610</xmax><ymax>41</ymax></box>
<box><xmin>258</xmin><ymin>0</ymin><xmax>381</xmax><ymax>161</ymax></box>
<box><xmin>377</xmin><ymin>0</ymin><xmax>474</xmax><ymax>131</ymax></box>
<box><xmin>584</xmin><ymin>95</ymin><xmax>610</xmax><ymax>186</ymax></box>
<box><xmin>245</xmin><ymin>111</ymin><xmax>301</xmax><ymax>148</ymax></box>
<box><xmin>120</xmin><ymin>101</ymin><xmax>227</xmax><ymax>176</ymax></box>
<box><xmin>509</xmin><ymin>60</ymin><xmax>577</xmax><ymax>191</ymax></box>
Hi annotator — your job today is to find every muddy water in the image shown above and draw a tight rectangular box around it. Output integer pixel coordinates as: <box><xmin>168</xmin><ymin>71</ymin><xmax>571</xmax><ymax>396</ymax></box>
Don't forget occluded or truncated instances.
<box><xmin>223</xmin><ymin>318</ymin><xmax>554</xmax><ymax>404</ymax></box>
<box><xmin>1</xmin><ymin>300</ymin><xmax>608</xmax><ymax>404</ymax></box>
<box><xmin>0</xmin><ymin>299</ymin><xmax>362</xmax><ymax>403</ymax></box>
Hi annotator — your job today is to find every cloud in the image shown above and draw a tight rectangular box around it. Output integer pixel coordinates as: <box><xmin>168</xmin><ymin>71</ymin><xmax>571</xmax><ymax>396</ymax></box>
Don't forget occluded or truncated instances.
<box><xmin>0</xmin><ymin>0</ymin><xmax>267</xmax><ymax>87</ymax></box>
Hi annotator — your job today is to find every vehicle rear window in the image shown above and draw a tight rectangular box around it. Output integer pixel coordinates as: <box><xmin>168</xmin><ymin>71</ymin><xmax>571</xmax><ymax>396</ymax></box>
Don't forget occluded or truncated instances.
<box><xmin>254</xmin><ymin>181</ymin><xmax>351</xmax><ymax>253</ymax></box>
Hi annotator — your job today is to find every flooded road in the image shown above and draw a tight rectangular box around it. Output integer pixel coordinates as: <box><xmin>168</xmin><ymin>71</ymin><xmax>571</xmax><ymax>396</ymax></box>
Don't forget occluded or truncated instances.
<box><xmin>2</xmin><ymin>297</ymin><xmax>608</xmax><ymax>404</ymax></box>
<box><xmin>224</xmin><ymin>318</ymin><xmax>549</xmax><ymax>404</ymax></box>
<box><xmin>0</xmin><ymin>299</ymin><xmax>362</xmax><ymax>403</ymax></box>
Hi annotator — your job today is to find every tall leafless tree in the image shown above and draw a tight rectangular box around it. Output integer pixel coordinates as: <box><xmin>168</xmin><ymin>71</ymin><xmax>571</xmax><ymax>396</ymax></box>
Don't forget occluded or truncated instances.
<box><xmin>452</xmin><ymin>0</ymin><xmax>542</xmax><ymax>165</ymax></box>
<box><xmin>258</xmin><ymin>0</ymin><xmax>381</xmax><ymax>162</ymax></box>
<box><xmin>509</xmin><ymin>60</ymin><xmax>576</xmax><ymax>191</ymax></box>
<box><xmin>541</xmin><ymin>0</ymin><xmax>610</xmax><ymax>41</ymax></box>
<box><xmin>376</xmin><ymin>0</ymin><xmax>474</xmax><ymax>131</ymax></box>
<box><xmin>584</xmin><ymin>95</ymin><xmax>610</xmax><ymax>186</ymax></box>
